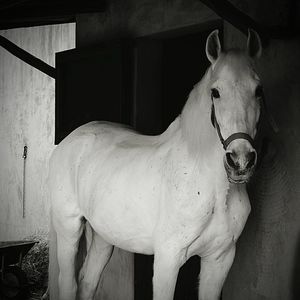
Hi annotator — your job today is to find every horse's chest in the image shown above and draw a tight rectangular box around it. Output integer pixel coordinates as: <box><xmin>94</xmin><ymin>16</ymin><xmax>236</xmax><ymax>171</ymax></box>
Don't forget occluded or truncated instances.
<box><xmin>185</xmin><ymin>188</ymin><xmax>250</xmax><ymax>259</ymax></box>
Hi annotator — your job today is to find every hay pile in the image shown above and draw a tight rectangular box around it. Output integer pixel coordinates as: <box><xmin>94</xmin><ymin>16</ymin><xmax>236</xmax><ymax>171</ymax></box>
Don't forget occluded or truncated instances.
<box><xmin>22</xmin><ymin>232</ymin><xmax>49</xmax><ymax>299</ymax></box>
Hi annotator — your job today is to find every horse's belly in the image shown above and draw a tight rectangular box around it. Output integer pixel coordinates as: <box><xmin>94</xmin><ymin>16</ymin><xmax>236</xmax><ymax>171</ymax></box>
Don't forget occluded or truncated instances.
<box><xmin>89</xmin><ymin>218</ymin><xmax>154</xmax><ymax>255</ymax></box>
<box><xmin>78</xmin><ymin>144</ymin><xmax>168</xmax><ymax>253</ymax></box>
<box><xmin>87</xmin><ymin>201</ymin><xmax>155</xmax><ymax>254</ymax></box>
<box><xmin>82</xmin><ymin>173</ymin><xmax>160</xmax><ymax>255</ymax></box>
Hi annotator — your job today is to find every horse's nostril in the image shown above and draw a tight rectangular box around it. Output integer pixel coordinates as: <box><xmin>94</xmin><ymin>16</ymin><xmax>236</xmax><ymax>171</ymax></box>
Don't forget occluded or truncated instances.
<box><xmin>226</xmin><ymin>152</ymin><xmax>238</xmax><ymax>169</ymax></box>
<box><xmin>246</xmin><ymin>151</ymin><xmax>257</xmax><ymax>169</ymax></box>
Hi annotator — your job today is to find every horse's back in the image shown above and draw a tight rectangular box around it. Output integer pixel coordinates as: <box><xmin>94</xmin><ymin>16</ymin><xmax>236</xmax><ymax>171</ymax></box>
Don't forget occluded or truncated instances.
<box><xmin>48</xmin><ymin>122</ymin><xmax>135</xmax><ymax>211</ymax></box>
<box><xmin>49</xmin><ymin>121</ymin><xmax>136</xmax><ymax>173</ymax></box>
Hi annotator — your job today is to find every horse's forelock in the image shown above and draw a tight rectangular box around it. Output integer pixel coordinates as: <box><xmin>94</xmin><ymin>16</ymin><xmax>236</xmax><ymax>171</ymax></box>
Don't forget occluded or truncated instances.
<box><xmin>211</xmin><ymin>50</ymin><xmax>256</xmax><ymax>79</ymax></box>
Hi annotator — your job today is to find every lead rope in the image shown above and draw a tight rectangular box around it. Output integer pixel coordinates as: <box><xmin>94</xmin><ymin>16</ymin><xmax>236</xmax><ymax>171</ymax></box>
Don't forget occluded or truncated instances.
<box><xmin>22</xmin><ymin>145</ymin><xmax>27</xmax><ymax>218</ymax></box>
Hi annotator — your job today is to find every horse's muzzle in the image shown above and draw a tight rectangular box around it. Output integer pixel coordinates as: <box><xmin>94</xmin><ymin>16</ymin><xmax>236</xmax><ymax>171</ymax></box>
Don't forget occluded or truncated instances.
<box><xmin>223</xmin><ymin>148</ymin><xmax>257</xmax><ymax>184</ymax></box>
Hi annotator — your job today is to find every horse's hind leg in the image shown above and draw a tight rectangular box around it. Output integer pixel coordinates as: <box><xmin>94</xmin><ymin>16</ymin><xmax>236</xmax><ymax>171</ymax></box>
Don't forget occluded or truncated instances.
<box><xmin>53</xmin><ymin>213</ymin><xmax>84</xmax><ymax>300</ymax></box>
<box><xmin>77</xmin><ymin>225</ymin><xmax>114</xmax><ymax>300</ymax></box>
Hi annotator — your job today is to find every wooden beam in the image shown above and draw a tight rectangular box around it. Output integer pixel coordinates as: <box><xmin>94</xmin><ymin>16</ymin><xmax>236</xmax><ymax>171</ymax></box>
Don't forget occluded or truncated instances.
<box><xmin>0</xmin><ymin>0</ymin><xmax>31</xmax><ymax>10</ymax></box>
<box><xmin>199</xmin><ymin>0</ymin><xmax>269</xmax><ymax>46</ymax></box>
<box><xmin>0</xmin><ymin>1</ymin><xmax>106</xmax><ymax>18</ymax></box>
<box><xmin>0</xmin><ymin>35</ymin><xmax>56</xmax><ymax>78</ymax></box>
<box><xmin>199</xmin><ymin>0</ymin><xmax>300</xmax><ymax>47</ymax></box>
<box><xmin>0</xmin><ymin>0</ymin><xmax>106</xmax><ymax>30</ymax></box>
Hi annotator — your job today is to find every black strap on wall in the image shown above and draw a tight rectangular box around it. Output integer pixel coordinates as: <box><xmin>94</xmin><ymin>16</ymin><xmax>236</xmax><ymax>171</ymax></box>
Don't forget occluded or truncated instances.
<box><xmin>0</xmin><ymin>35</ymin><xmax>56</xmax><ymax>79</ymax></box>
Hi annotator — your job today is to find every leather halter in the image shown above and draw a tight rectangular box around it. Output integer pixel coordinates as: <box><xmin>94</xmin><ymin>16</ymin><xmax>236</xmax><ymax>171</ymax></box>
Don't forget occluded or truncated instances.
<box><xmin>210</xmin><ymin>95</ymin><xmax>255</xmax><ymax>150</ymax></box>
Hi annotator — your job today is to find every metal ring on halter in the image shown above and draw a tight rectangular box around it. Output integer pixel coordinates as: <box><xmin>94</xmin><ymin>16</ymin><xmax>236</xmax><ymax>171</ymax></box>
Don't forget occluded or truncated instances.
<box><xmin>210</xmin><ymin>101</ymin><xmax>255</xmax><ymax>150</ymax></box>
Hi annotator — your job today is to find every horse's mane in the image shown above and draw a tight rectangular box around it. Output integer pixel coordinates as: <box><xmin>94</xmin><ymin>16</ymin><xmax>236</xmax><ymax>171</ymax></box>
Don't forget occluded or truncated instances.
<box><xmin>180</xmin><ymin>66</ymin><xmax>218</xmax><ymax>156</ymax></box>
<box><xmin>118</xmin><ymin>50</ymin><xmax>254</xmax><ymax>155</ymax></box>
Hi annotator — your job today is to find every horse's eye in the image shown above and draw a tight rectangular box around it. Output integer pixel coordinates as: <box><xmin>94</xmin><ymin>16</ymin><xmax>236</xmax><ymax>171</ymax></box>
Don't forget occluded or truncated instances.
<box><xmin>255</xmin><ymin>85</ymin><xmax>264</xmax><ymax>98</ymax></box>
<box><xmin>211</xmin><ymin>88</ymin><xmax>220</xmax><ymax>99</ymax></box>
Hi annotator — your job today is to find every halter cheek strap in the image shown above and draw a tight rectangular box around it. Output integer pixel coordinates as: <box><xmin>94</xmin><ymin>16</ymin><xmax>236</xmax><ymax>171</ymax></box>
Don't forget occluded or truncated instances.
<box><xmin>210</xmin><ymin>99</ymin><xmax>255</xmax><ymax>150</ymax></box>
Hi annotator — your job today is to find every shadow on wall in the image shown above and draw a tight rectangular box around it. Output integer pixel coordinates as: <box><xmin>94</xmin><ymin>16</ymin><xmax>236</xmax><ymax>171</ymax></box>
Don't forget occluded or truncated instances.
<box><xmin>223</xmin><ymin>34</ymin><xmax>300</xmax><ymax>299</ymax></box>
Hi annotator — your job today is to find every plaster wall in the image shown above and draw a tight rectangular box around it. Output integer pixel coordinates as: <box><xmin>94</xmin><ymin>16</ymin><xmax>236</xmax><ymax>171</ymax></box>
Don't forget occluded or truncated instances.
<box><xmin>0</xmin><ymin>23</ymin><xmax>75</xmax><ymax>240</ymax></box>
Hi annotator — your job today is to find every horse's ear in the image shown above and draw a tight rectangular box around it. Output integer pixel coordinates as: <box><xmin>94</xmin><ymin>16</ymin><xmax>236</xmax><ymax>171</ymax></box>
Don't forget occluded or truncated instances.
<box><xmin>247</xmin><ymin>28</ymin><xmax>262</xmax><ymax>58</ymax></box>
<box><xmin>206</xmin><ymin>30</ymin><xmax>222</xmax><ymax>64</ymax></box>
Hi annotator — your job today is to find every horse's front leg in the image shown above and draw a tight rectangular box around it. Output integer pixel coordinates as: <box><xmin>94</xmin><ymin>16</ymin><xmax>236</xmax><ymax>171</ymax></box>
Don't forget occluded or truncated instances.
<box><xmin>198</xmin><ymin>245</ymin><xmax>236</xmax><ymax>300</ymax></box>
<box><xmin>152</xmin><ymin>247</ymin><xmax>183</xmax><ymax>300</ymax></box>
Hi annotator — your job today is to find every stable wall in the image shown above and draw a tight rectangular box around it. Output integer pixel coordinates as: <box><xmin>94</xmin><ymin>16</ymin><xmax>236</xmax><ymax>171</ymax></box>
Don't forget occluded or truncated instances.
<box><xmin>222</xmin><ymin>1</ymin><xmax>300</xmax><ymax>299</ymax></box>
<box><xmin>0</xmin><ymin>23</ymin><xmax>75</xmax><ymax>240</ymax></box>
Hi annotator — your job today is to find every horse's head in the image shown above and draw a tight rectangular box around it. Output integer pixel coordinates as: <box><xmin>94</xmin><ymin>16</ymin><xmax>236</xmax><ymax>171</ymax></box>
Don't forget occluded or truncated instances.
<box><xmin>205</xmin><ymin>29</ymin><xmax>263</xmax><ymax>184</ymax></box>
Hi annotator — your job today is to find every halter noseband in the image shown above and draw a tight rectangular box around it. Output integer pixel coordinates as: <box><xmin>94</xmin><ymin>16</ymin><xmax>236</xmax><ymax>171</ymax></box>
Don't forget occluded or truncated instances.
<box><xmin>210</xmin><ymin>96</ymin><xmax>255</xmax><ymax>150</ymax></box>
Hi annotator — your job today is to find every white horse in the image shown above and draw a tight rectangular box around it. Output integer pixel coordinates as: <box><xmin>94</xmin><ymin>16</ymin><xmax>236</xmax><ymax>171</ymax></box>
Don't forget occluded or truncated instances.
<box><xmin>48</xmin><ymin>29</ymin><xmax>263</xmax><ymax>300</ymax></box>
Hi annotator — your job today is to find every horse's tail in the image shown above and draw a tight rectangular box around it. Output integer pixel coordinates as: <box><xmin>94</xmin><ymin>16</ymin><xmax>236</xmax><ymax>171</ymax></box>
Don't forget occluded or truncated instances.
<box><xmin>76</xmin><ymin>220</ymin><xmax>91</xmax><ymax>279</ymax></box>
<box><xmin>48</xmin><ymin>213</ymin><xmax>59</xmax><ymax>300</ymax></box>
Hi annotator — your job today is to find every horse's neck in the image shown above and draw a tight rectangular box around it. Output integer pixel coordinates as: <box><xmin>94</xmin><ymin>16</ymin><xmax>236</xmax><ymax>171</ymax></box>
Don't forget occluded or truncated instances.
<box><xmin>177</xmin><ymin>69</ymin><xmax>230</xmax><ymax>200</ymax></box>
<box><xmin>164</xmin><ymin>124</ymin><xmax>230</xmax><ymax>209</ymax></box>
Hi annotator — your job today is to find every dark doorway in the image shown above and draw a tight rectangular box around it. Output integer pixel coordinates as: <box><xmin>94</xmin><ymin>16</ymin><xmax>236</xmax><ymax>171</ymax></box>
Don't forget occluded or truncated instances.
<box><xmin>134</xmin><ymin>23</ymin><xmax>223</xmax><ymax>300</ymax></box>
<box><xmin>55</xmin><ymin>40</ymin><xmax>133</xmax><ymax>144</ymax></box>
